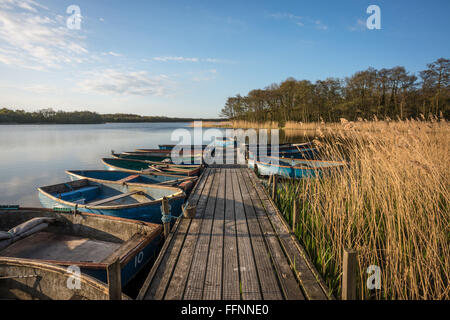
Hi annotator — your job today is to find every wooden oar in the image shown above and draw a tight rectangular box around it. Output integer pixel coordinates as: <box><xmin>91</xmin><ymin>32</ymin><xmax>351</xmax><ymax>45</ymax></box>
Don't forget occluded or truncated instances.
<box><xmin>148</xmin><ymin>165</ymin><xmax>163</xmax><ymax>173</ymax></box>
<box><xmin>155</xmin><ymin>176</ymin><xmax>196</xmax><ymax>185</ymax></box>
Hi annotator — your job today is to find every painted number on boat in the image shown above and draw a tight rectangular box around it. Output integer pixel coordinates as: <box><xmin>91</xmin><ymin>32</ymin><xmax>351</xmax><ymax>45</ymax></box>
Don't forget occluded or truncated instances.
<box><xmin>135</xmin><ymin>251</ymin><xmax>144</xmax><ymax>267</ymax></box>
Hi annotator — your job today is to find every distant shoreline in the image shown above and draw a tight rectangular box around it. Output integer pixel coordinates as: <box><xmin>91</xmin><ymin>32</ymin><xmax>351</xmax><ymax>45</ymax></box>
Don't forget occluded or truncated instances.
<box><xmin>0</xmin><ymin>120</ymin><xmax>224</xmax><ymax>125</ymax></box>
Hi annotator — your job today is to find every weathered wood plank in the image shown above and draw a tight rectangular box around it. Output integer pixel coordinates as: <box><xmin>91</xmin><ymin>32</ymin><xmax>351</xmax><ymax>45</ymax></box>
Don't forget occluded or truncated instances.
<box><xmin>231</xmin><ymin>169</ymin><xmax>261</xmax><ymax>300</ymax></box>
<box><xmin>241</xmin><ymin>169</ymin><xmax>304</xmax><ymax>300</ymax></box>
<box><xmin>236</xmin><ymin>169</ymin><xmax>283</xmax><ymax>300</ymax></box>
<box><xmin>183</xmin><ymin>168</ymin><xmax>221</xmax><ymax>299</ymax></box>
<box><xmin>222</xmin><ymin>169</ymin><xmax>240</xmax><ymax>300</ymax></box>
<box><xmin>163</xmin><ymin>169</ymin><xmax>216</xmax><ymax>299</ymax></box>
<box><xmin>137</xmin><ymin>168</ymin><xmax>211</xmax><ymax>300</ymax></box>
<box><xmin>203</xmin><ymin>168</ymin><xmax>226</xmax><ymax>299</ymax></box>
<box><xmin>247</xmin><ymin>170</ymin><xmax>329</xmax><ymax>300</ymax></box>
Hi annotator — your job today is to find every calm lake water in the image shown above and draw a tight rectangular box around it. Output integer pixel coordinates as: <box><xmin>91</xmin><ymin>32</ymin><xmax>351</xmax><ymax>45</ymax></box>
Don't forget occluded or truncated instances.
<box><xmin>0</xmin><ymin>122</ymin><xmax>222</xmax><ymax>206</ymax></box>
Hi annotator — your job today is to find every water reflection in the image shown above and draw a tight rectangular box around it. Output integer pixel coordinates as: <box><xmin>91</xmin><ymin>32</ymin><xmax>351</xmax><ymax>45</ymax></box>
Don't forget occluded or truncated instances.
<box><xmin>0</xmin><ymin>123</ymin><xmax>205</xmax><ymax>206</ymax></box>
<box><xmin>0</xmin><ymin>123</ymin><xmax>312</xmax><ymax>206</ymax></box>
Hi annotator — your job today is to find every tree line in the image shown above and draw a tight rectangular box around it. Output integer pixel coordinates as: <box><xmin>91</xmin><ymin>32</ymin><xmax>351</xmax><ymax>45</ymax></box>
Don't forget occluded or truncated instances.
<box><xmin>220</xmin><ymin>58</ymin><xmax>449</xmax><ymax>124</ymax></box>
<box><xmin>0</xmin><ymin>108</ymin><xmax>219</xmax><ymax>124</ymax></box>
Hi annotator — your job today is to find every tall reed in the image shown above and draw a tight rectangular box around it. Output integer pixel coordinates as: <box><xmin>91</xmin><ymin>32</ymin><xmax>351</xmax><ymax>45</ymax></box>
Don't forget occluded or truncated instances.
<box><xmin>267</xmin><ymin>118</ymin><xmax>449</xmax><ymax>299</ymax></box>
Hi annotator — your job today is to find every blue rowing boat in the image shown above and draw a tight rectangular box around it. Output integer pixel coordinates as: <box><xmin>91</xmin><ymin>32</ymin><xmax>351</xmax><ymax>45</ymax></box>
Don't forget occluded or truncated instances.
<box><xmin>0</xmin><ymin>207</ymin><xmax>162</xmax><ymax>288</ymax></box>
<box><xmin>66</xmin><ymin>170</ymin><xmax>197</xmax><ymax>193</ymax></box>
<box><xmin>158</xmin><ymin>144</ymin><xmax>209</xmax><ymax>151</ymax></box>
<box><xmin>113</xmin><ymin>151</ymin><xmax>202</xmax><ymax>164</ymax></box>
<box><xmin>37</xmin><ymin>179</ymin><xmax>185</xmax><ymax>224</ymax></box>
<box><xmin>247</xmin><ymin>147</ymin><xmax>318</xmax><ymax>160</ymax></box>
<box><xmin>102</xmin><ymin>157</ymin><xmax>202</xmax><ymax>176</ymax></box>
<box><xmin>248</xmin><ymin>156</ymin><xmax>345</xmax><ymax>179</ymax></box>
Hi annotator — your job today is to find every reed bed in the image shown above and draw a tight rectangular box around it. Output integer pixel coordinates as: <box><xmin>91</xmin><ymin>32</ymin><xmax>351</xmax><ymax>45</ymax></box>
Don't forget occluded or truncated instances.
<box><xmin>266</xmin><ymin>118</ymin><xmax>449</xmax><ymax>300</ymax></box>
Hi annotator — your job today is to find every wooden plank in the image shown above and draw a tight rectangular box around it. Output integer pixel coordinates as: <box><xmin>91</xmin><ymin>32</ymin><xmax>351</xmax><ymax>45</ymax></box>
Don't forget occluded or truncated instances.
<box><xmin>202</xmin><ymin>168</ymin><xmax>226</xmax><ymax>299</ymax></box>
<box><xmin>222</xmin><ymin>168</ymin><xmax>240</xmax><ymax>300</ymax></box>
<box><xmin>88</xmin><ymin>190</ymin><xmax>141</xmax><ymax>206</ymax></box>
<box><xmin>162</xmin><ymin>168</ymin><xmax>216</xmax><ymax>299</ymax></box>
<box><xmin>116</xmin><ymin>174</ymin><xmax>140</xmax><ymax>183</ymax></box>
<box><xmin>183</xmin><ymin>168</ymin><xmax>220</xmax><ymax>299</ymax></box>
<box><xmin>231</xmin><ymin>169</ymin><xmax>261</xmax><ymax>300</ymax></box>
<box><xmin>246</xmin><ymin>169</ymin><xmax>330</xmax><ymax>299</ymax></box>
<box><xmin>241</xmin><ymin>169</ymin><xmax>304</xmax><ymax>300</ymax></box>
<box><xmin>235</xmin><ymin>169</ymin><xmax>283</xmax><ymax>300</ymax></box>
<box><xmin>137</xmin><ymin>168</ymin><xmax>211</xmax><ymax>300</ymax></box>
<box><xmin>107</xmin><ymin>259</ymin><xmax>122</xmax><ymax>300</ymax></box>
<box><xmin>102</xmin><ymin>233</ymin><xmax>146</xmax><ymax>265</ymax></box>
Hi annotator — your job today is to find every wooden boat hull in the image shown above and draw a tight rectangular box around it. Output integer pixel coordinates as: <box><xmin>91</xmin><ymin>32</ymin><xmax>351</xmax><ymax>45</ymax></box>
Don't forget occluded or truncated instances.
<box><xmin>0</xmin><ymin>257</ymin><xmax>130</xmax><ymax>300</ymax></box>
<box><xmin>66</xmin><ymin>170</ymin><xmax>197</xmax><ymax>194</ymax></box>
<box><xmin>248</xmin><ymin>147</ymin><xmax>318</xmax><ymax>160</ymax></box>
<box><xmin>115</xmin><ymin>152</ymin><xmax>202</xmax><ymax>164</ymax></box>
<box><xmin>103</xmin><ymin>157</ymin><xmax>201</xmax><ymax>176</ymax></box>
<box><xmin>158</xmin><ymin>144</ymin><xmax>209</xmax><ymax>151</ymax></box>
<box><xmin>248</xmin><ymin>157</ymin><xmax>345</xmax><ymax>179</ymax></box>
<box><xmin>0</xmin><ymin>208</ymin><xmax>163</xmax><ymax>290</ymax></box>
<box><xmin>38</xmin><ymin>179</ymin><xmax>186</xmax><ymax>224</ymax></box>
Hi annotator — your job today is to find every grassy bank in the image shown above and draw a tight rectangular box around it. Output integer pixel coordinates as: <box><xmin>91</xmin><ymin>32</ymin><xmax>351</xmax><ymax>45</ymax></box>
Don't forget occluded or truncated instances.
<box><xmin>264</xmin><ymin>118</ymin><xmax>449</xmax><ymax>299</ymax></box>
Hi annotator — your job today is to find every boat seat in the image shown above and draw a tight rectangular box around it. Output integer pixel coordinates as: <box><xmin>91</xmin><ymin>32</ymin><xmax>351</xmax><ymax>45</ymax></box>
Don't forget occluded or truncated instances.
<box><xmin>117</xmin><ymin>175</ymin><xmax>140</xmax><ymax>183</ymax></box>
<box><xmin>58</xmin><ymin>186</ymin><xmax>100</xmax><ymax>202</ymax></box>
<box><xmin>88</xmin><ymin>190</ymin><xmax>143</xmax><ymax>206</ymax></box>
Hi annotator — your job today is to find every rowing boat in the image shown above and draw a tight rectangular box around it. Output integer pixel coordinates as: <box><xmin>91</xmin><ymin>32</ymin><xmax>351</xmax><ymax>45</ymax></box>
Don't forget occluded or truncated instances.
<box><xmin>0</xmin><ymin>257</ymin><xmax>130</xmax><ymax>299</ymax></box>
<box><xmin>37</xmin><ymin>179</ymin><xmax>185</xmax><ymax>223</ymax></box>
<box><xmin>102</xmin><ymin>157</ymin><xmax>202</xmax><ymax>176</ymax></box>
<box><xmin>0</xmin><ymin>207</ymin><xmax>163</xmax><ymax>291</ymax></box>
<box><xmin>113</xmin><ymin>151</ymin><xmax>202</xmax><ymax>164</ymax></box>
<box><xmin>248</xmin><ymin>156</ymin><xmax>345</xmax><ymax>179</ymax></box>
<box><xmin>66</xmin><ymin>170</ymin><xmax>197</xmax><ymax>193</ymax></box>
<box><xmin>158</xmin><ymin>144</ymin><xmax>209</xmax><ymax>150</ymax></box>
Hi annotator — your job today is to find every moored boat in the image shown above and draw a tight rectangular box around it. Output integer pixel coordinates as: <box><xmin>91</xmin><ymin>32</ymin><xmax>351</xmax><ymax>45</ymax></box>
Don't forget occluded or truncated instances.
<box><xmin>113</xmin><ymin>151</ymin><xmax>202</xmax><ymax>164</ymax></box>
<box><xmin>247</xmin><ymin>147</ymin><xmax>318</xmax><ymax>160</ymax></box>
<box><xmin>248</xmin><ymin>156</ymin><xmax>345</xmax><ymax>179</ymax></box>
<box><xmin>66</xmin><ymin>169</ymin><xmax>197</xmax><ymax>194</ymax></box>
<box><xmin>102</xmin><ymin>157</ymin><xmax>202</xmax><ymax>176</ymax></box>
<box><xmin>37</xmin><ymin>179</ymin><xmax>185</xmax><ymax>223</ymax></box>
<box><xmin>158</xmin><ymin>144</ymin><xmax>209</xmax><ymax>151</ymax></box>
<box><xmin>0</xmin><ymin>207</ymin><xmax>164</xmax><ymax>290</ymax></box>
<box><xmin>0</xmin><ymin>257</ymin><xmax>130</xmax><ymax>300</ymax></box>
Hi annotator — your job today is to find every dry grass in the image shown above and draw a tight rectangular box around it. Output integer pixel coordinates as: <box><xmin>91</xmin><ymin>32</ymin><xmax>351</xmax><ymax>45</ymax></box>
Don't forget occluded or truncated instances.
<box><xmin>269</xmin><ymin>118</ymin><xmax>449</xmax><ymax>299</ymax></box>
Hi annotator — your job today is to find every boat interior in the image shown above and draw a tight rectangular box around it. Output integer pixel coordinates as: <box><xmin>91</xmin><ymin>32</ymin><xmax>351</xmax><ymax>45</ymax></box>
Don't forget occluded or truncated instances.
<box><xmin>40</xmin><ymin>179</ymin><xmax>180</xmax><ymax>207</ymax></box>
<box><xmin>0</xmin><ymin>209</ymin><xmax>158</xmax><ymax>266</ymax></box>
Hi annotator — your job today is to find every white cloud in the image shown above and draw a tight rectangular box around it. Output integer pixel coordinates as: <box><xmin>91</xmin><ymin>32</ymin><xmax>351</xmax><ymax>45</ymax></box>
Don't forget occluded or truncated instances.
<box><xmin>153</xmin><ymin>56</ymin><xmax>235</xmax><ymax>64</ymax></box>
<box><xmin>0</xmin><ymin>0</ymin><xmax>47</xmax><ymax>12</ymax></box>
<box><xmin>349</xmin><ymin>18</ymin><xmax>367</xmax><ymax>32</ymax></box>
<box><xmin>23</xmin><ymin>84</ymin><xmax>53</xmax><ymax>94</ymax></box>
<box><xmin>77</xmin><ymin>69</ymin><xmax>174</xmax><ymax>96</ymax></box>
<box><xmin>315</xmin><ymin>20</ymin><xmax>328</xmax><ymax>30</ymax></box>
<box><xmin>191</xmin><ymin>69</ymin><xmax>217</xmax><ymax>82</ymax></box>
<box><xmin>153</xmin><ymin>56</ymin><xmax>199</xmax><ymax>62</ymax></box>
<box><xmin>99</xmin><ymin>17</ymin><xmax>104</xmax><ymax>22</ymax></box>
<box><xmin>103</xmin><ymin>51</ymin><xmax>122</xmax><ymax>57</ymax></box>
<box><xmin>0</xmin><ymin>0</ymin><xmax>88</xmax><ymax>70</ymax></box>
<box><xmin>269</xmin><ymin>12</ymin><xmax>328</xmax><ymax>31</ymax></box>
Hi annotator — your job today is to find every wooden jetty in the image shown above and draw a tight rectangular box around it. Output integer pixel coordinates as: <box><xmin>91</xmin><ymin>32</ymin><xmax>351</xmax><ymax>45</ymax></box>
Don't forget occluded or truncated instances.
<box><xmin>138</xmin><ymin>166</ymin><xmax>332</xmax><ymax>300</ymax></box>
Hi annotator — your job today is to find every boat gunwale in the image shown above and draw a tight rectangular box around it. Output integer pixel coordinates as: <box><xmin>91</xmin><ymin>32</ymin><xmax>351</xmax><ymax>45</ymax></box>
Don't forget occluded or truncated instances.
<box><xmin>102</xmin><ymin>158</ymin><xmax>201</xmax><ymax>176</ymax></box>
<box><xmin>253</xmin><ymin>158</ymin><xmax>346</xmax><ymax>170</ymax></box>
<box><xmin>65</xmin><ymin>170</ymin><xmax>196</xmax><ymax>187</ymax></box>
<box><xmin>109</xmin><ymin>155</ymin><xmax>201</xmax><ymax>169</ymax></box>
<box><xmin>37</xmin><ymin>179</ymin><xmax>186</xmax><ymax>211</ymax></box>
<box><xmin>0</xmin><ymin>208</ymin><xmax>162</xmax><ymax>270</ymax></box>
<box><xmin>0</xmin><ymin>256</ymin><xmax>128</xmax><ymax>298</ymax></box>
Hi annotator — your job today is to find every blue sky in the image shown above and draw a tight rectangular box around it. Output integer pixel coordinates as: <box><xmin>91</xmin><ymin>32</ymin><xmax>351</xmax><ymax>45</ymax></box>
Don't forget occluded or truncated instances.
<box><xmin>0</xmin><ymin>0</ymin><xmax>449</xmax><ymax>118</ymax></box>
